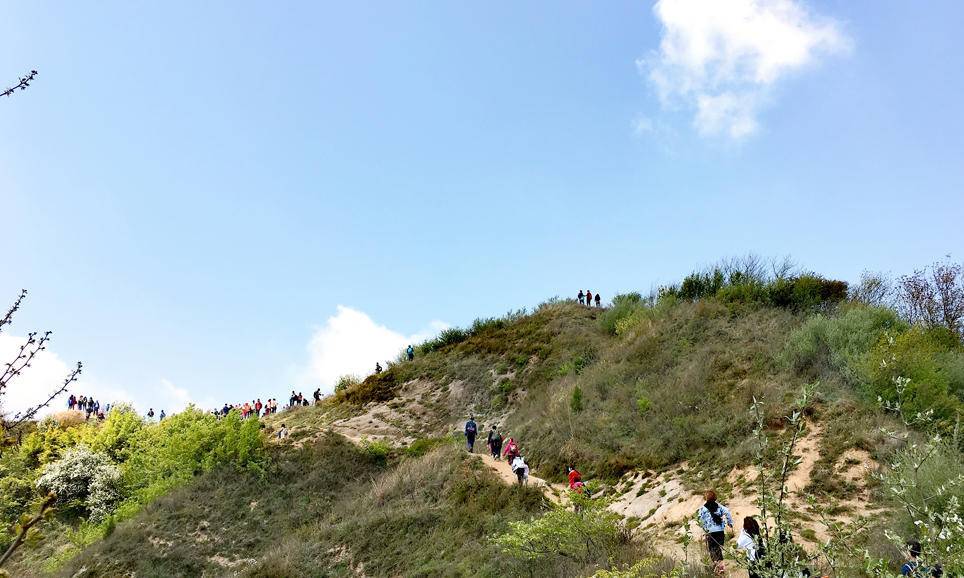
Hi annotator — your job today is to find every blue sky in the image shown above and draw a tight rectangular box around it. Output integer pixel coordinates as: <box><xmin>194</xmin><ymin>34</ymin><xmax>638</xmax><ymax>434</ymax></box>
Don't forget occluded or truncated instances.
<box><xmin>2</xmin><ymin>1</ymin><xmax>962</xmax><ymax>415</ymax></box>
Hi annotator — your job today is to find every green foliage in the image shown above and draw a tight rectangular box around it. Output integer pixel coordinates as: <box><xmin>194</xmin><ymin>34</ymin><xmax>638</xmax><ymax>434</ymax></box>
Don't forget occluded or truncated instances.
<box><xmin>662</xmin><ymin>261</ymin><xmax>848</xmax><ymax>311</ymax></box>
<box><xmin>361</xmin><ymin>438</ymin><xmax>391</xmax><ymax>465</ymax></box>
<box><xmin>494</xmin><ymin>492</ymin><xmax>630</xmax><ymax>574</ymax></box>
<box><xmin>35</xmin><ymin>446</ymin><xmax>121</xmax><ymax>522</ymax></box>
<box><xmin>865</xmin><ymin>328</ymin><xmax>964</xmax><ymax>425</ymax></box>
<box><xmin>783</xmin><ymin>305</ymin><xmax>907</xmax><ymax>377</ymax></box>
<box><xmin>416</xmin><ymin>327</ymin><xmax>469</xmax><ymax>354</ymax></box>
<box><xmin>635</xmin><ymin>396</ymin><xmax>651</xmax><ymax>414</ymax></box>
<box><xmin>599</xmin><ymin>292</ymin><xmax>646</xmax><ymax>335</ymax></box>
<box><xmin>83</xmin><ymin>405</ymin><xmax>144</xmax><ymax>462</ymax></box>
<box><xmin>571</xmin><ymin>386</ymin><xmax>585</xmax><ymax>413</ymax></box>
<box><xmin>334</xmin><ymin>374</ymin><xmax>360</xmax><ymax>393</ymax></box>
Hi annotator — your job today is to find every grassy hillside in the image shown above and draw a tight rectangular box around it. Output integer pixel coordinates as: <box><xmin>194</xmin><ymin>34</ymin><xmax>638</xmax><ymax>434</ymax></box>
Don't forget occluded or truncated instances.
<box><xmin>4</xmin><ymin>262</ymin><xmax>964</xmax><ymax>577</ymax></box>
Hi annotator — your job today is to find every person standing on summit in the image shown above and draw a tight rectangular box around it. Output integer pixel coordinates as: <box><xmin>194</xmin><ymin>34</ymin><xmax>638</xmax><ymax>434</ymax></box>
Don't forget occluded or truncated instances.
<box><xmin>577</xmin><ymin>290</ymin><xmax>585</xmax><ymax>305</ymax></box>
<box><xmin>594</xmin><ymin>293</ymin><xmax>601</xmax><ymax>308</ymax></box>
<box><xmin>464</xmin><ymin>416</ymin><xmax>478</xmax><ymax>452</ymax></box>
<box><xmin>585</xmin><ymin>290</ymin><xmax>593</xmax><ymax>307</ymax></box>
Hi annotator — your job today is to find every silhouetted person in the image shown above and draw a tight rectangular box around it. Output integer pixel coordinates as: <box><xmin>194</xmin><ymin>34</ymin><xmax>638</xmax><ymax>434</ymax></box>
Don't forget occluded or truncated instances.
<box><xmin>577</xmin><ymin>290</ymin><xmax>585</xmax><ymax>305</ymax></box>
<box><xmin>594</xmin><ymin>293</ymin><xmax>601</xmax><ymax>307</ymax></box>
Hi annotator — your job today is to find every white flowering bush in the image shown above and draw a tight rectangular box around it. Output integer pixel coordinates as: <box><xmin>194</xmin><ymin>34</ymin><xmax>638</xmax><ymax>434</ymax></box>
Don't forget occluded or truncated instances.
<box><xmin>35</xmin><ymin>446</ymin><xmax>122</xmax><ymax>522</ymax></box>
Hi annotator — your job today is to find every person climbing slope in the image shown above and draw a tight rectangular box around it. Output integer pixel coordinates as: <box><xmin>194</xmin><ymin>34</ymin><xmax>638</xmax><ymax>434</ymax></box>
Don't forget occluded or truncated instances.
<box><xmin>487</xmin><ymin>425</ymin><xmax>503</xmax><ymax>460</ymax></box>
<box><xmin>407</xmin><ymin>344</ymin><xmax>415</xmax><ymax>361</ymax></box>
<box><xmin>736</xmin><ymin>516</ymin><xmax>766</xmax><ymax>578</ymax></box>
<box><xmin>510</xmin><ymin>454</ymin><xmax>529</xmax><ymax>485</ymax></box>
<box><xmin>502</xmin><ymin>436</ymin><xmax>519</xmax><ymax>463</ymax></box>
<box><xmin>698</xmin><ymin>490</ymin><xmax>734</xmax><ymax>576</ymax></box>
<box><xmin>464</xmin><ymin>416</ymin><xmax>478</xmax><ymax>452</ymax></box>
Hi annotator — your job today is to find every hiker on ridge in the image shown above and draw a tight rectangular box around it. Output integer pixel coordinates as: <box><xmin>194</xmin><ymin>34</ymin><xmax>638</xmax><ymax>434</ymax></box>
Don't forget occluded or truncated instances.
<box><xmin>594</xmin><ymin>293</ymin><xmax>601</xmax><ymax>308</ymax></box>
<box><xmin>313</xmin><ymin>388</ymin><xmax>321</xmax><ymax>404</ymax></box>
<box><xmin>147</xmin><ymin>408</ymin><xmax>155</xmax><ymax>419</ymax></box>
<box><xmin>464</xmin><ymin>416</ymin><xmax>478</xmax><ymax>452</ymax></box>
<box><xmin>586</xmin><ymin>290</ymin><xmax>593</xmax><ymax>307</ymax></box>
<box><xmin>577</xmin><ymin>290</ymin><xmax>585</xmax><ymax>305</ymax></box>
<box><xmin>487</xmin><ymin>425</ymin><xmax>503</xmax><ymax>460</ymax></box>
<box><xmin>375</xmin><ymin>362</ymin><xmax>382</xmax><ymax>374</ymax></box>
<box><xmin>407</xmin><ymin>344</ymin><xmax>415</xmax><ymax>361</ymax></box>
<box><xmin>698</xmin><ymin>490</ymin><xmax>734</xmax><ymax>576</ymax></box>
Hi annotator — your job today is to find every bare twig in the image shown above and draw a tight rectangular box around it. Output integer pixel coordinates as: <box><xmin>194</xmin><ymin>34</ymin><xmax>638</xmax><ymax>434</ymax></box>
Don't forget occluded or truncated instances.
<box><xmin>1</xmin><ymin>70</ymin><xmax>38</xmax><ymax>99</ymax></box>
<box><xmin>0</xmin><ymin>290</ymin><xmax>28</xmax><ymax>334</ymax></box>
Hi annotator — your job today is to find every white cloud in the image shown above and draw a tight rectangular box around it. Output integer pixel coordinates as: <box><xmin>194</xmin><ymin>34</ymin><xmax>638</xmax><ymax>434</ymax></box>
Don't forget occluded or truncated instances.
<box><xmin>301</xmin><ymin>306</ymin><xmax>448</xmax><ymax>394</ymax></box>
<box><xmin>0</xmin><ymin>334</ymin><xmax>133</xmax><ymax>419</ymax></box>
<box><xmin>642</xmin><ymin>0</ymin><xmax>851</xmax><ymax>139</ymax></box>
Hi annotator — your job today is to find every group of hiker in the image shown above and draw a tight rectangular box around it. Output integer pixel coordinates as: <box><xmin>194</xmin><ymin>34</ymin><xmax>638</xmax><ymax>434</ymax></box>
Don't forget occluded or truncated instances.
<box><xmin>66</xmin><ymin>394</ymin><xmax>110</xmax><ymax>420</ymax></box>
<box><xmin>698</xmin><ymin>491</ymin><xmax>943</xmax><ymax>578</ymax></box>
<box><xmin>577</xmin><ymin>290</ymin><xmax>602</xmax><ymax>307</ymax></box>
<box><xmin>465</xmin><ymin>417</ymin><xmax>588</xmax><ymax>492</ymax></box>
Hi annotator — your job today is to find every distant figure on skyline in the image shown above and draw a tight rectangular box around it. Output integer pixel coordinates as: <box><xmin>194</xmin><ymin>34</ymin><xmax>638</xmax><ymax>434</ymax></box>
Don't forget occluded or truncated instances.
<box><xmin>407</xmin><ymin>344</ymin><xmax>415</xmax><ymax>361</ymax></box>
<box><xmin>577</xmin><ymin>290</ymin><xmax>585</xmax><ymax>305</ymax></box>
<box><xmin>594</xmin><ymin>293</ymin><xmax>601</xmax><ymax>308</ymax></box>
<box><xmin>586</xmin><ymin>290</ymin><xmax>593</xmax><ymax>306</ymax></box>
<box><xmin>375</xmin><ymin>362</ymin><xmax>382</xmax><ymax>374</ymax></box>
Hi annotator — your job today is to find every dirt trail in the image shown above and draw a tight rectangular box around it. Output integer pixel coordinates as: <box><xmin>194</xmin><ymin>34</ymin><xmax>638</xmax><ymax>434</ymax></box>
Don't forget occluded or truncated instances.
<box><xmin>472</xmin><ymin>449</ymin><xmax>566</xmax><ymax>504</ymax></box>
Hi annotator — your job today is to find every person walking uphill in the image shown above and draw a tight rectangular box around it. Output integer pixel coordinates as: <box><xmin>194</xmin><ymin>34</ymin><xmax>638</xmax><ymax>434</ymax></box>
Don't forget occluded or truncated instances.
<box><xmin>407</xmin><ymin>344</ymin><xmax>415</xmax><ymax>361</ymax></box>
<box><xmin>487</xmin><ymin>425</ymin><xmax>503</xmax><ymax>460</ymax></box>
<box><xmin>698</xmin><ymin>490</ymin><xmax>734</xmax><ymax>576</ymax></box>
<box><xmin>464</xmin><ymin>416</ymin><xmax>478</xmax><ymax>452</ymax></box>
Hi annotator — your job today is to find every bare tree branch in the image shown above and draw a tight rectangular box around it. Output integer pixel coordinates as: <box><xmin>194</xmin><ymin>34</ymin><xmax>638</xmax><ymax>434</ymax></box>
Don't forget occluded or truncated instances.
<box><xmin>1</xmin><ymin>70</ymin><xmax>38</xmax><ymax>99</ymax></box>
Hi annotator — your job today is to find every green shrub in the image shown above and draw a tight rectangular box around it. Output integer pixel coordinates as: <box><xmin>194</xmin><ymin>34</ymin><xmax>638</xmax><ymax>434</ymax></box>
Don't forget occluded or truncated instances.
<box><xmin>417</xmin><ymin>327</ymin><xmax>469</xmax><ymax>354</ymax></box>
<box><xmin>362</xmin><ymin>438</ymin><xmax>391</xmax><ymax>465</ymax></box>
<box><xmin>35</xmin><ymin>446</ymin><xmax>121</xmax><ymax>521</ymax></box>
<box><xmin>599</xmin><ymin>293</ymin><xmax>645</xmax><ymax>335</ymax></box>
<box><xmin>864</xmin><ymin>327</ymin><xmax>964</xmax><ymax>424</ymax></box>
<box><xmin>571</xmin><ymin>386</ymin><xmax>585</xmax><ymax>413</ymax></box>
<box><xmin>783</xmin><ymin>305</ymin><xmax>907</xmax><ymax>377</ymax></box>
<box><xmin>334</xmin><ymin>374</ymin><xmax>360</xmax><ymax>393</ymax></box>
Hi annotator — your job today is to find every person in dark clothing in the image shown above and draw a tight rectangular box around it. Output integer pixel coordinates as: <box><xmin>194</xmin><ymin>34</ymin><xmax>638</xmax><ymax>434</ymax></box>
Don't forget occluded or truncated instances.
<box><xmin>577</xmin><ymin>290</ymin><xmax>585</xmax><ymax>305</ymax></box>
<box><xmin>313</xmin><ymin>388</ymin><xmax>321</xmax><ymax>404</ymax></box>
<box><xmin>407</xmin><ymin>344</ymin><xmax>415</xmax><ymax>361</ymax></box>
<box><xmin>594</xmin><ymin>293</ymin><xmax>601</xmax><ymax>307</ymax></box>
<box><xmin>375</xmin><ymin>362</ymin><xmax>382</xmax><ymax>374</ymax></box>
<box><xmin>585</xmin><ymin>290</ymin><xmax>593</xmax><ymax>306</ymax></box>
<box><xmin>464</xmin><ymin>416</ymin><xmax>478</xmax><ymax>452</ymax></box>
<box><xmin>487</xmin><ymin>425</ymin><xmax>503</xmax><ymax>460</ymax></box>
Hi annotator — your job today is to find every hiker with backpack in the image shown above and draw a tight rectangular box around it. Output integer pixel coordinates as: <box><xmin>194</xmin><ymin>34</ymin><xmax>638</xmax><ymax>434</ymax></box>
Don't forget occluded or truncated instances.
<box><xmin>585</xmin><ymin>290</ymin><xmax>593</xmax><ymax>307</ymax></box>
<box><xmin>578</xmin><ymin>290</ymin><xmax>585</xmax><ymax>305</ymax></box>
<box><xmin>464</xmin><ymin>416</ymin><xmax>478</xmax><ymax>452</ymax></box>
<box><xmin>698</xmin><ymin>490</ymin><xmax>734</xmax><ymax>576</ymax></box>
<box><xmin>511</xmin><ymin>454</ymin><xmax>530</xmax><ymax>485</ymax></box>
<box><xmin>407</xmin><ymin>344</ymin><xmax>415</xmax><ymax>361</ymax></box>
<box><xmin>594</xmin><ymin>293</ymin><xmax>601</xmax><ymax>308</ymax></box>
<box><xmin>736</xmin><ymin>516</ymin><xmax>766</xmax><ymax>578</ymax></box>
<box><xmin>487</xmin><ymin>425</ymin><xmax>503</xmax><ymax>460</ymax></box>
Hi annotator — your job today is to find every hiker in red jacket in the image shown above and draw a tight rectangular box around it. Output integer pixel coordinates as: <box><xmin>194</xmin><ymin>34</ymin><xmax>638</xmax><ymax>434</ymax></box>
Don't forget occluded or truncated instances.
<box><xmin>567</xmin><ymin>465</ymin><xmax>583</xmax><ymax>491</ymax></box>
<box><xmin>502</xmin><ymin>437</ymin><xmax>520</xmax><ymax>463</ymax></box>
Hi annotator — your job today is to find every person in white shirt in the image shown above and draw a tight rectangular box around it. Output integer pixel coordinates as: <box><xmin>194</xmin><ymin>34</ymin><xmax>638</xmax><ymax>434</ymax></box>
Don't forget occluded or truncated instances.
<box><xmin>510</xmin><ymin>455</ymin><xmax>529</xmax><ymax>485</ymax></box>
<box><xmin>736</xmin><ymin>516</ymin><xmax>764</xmax><ymax>578</ymax></box>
